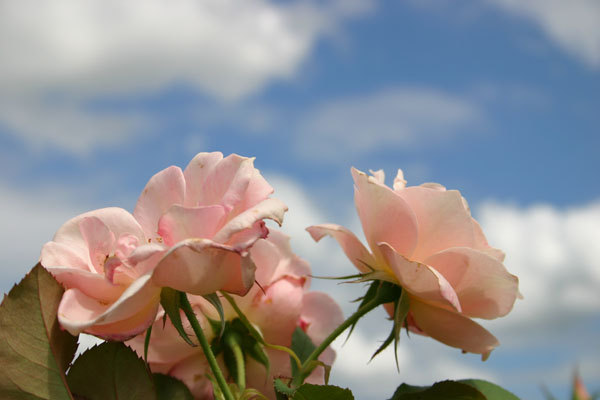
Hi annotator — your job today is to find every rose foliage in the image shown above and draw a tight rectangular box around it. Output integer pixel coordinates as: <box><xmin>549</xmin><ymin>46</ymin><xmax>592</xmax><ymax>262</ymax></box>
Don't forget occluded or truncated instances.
<box><xmin>0</xmin><ymin>152</ymin><xmax>524</xmax><ymax>400</ymax></box>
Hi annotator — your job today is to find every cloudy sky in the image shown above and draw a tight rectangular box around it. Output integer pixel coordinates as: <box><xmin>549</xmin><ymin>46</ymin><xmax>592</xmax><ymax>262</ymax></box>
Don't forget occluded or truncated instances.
<box><xmin>1</xmin><ymin>1</ymin><xmax>599</xmax><ymax>399</ymax></box>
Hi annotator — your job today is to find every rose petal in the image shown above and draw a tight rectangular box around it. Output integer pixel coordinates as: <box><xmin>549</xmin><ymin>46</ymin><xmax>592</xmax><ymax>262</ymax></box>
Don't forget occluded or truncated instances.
<box><xmin>157</xmin><ymin>204</ymin><xmax>226</xmax><ymax>246</ymax></box>
<box><xmin>378</xmin><ymin>243</ymin><xmax>461</xmax><ymax>312</ymax></box>
<box><xmin>46</xmin><ymin>266</ymin><xmax>124</xmax><ymax>303</ymax></box>
<box><xmin>396</xmin><ymin>186</ymin><xmax>476</xmax><ymax>261</ymax></box>
<box><xmin>41</xmin><ymin>241</ymin><xmax>90</xmax><ymax>271</ymax></box>
<box><xmin>182</xmin><ymin>152</ymin><xmax>223</xmax><ymax>207</ymax></box>
<box><xmin>424</xmin><ymin>247</ymin><xmax>519</xmax><ymax>319</ymax></box>
<box><xmin>352</xmin><ymin>167</ymin><xmax>418</xmax><ymax>260</ymax></box>
<box><xmin>79</xmin><ymin>216</ymin><xmax>115</xmax><ymax>274</ymax></box>
<box><xmin>248</xmin><ymin>278</ymin><xmax>304</xmax><ymax>345</ymax></box>
<box><xmin>409</xmin><ymin>298</ymin><xmax>499</xmax><ymax>357</ymax></box>
<box><xmin>57</xmin><ymin>273</ymin><xmax>160</xmax><ymax>338</ymax></box>
<box><xmin>307</xmin><ymin>223</ymin><xmax>376</xmax><ymax>273</ymax></box>
<box><xmin>152</xmin><ymin>238</ymin><xmax>255</xmax><ymax>295</ymax></box>
<box><xmin>301</xmin><ymin>291</ymin><xmax>344</xmax><ymax>345</ymax></box>
<box><xmin>212</xmin><ymin>198</ymin><xmax>287</xmax><ymax>245</ymax></box>
<box><xmin>471</xmin><ymin>218</ymin><xmax>505</xmax><ymax>262</ymax></box>
<box><xmin>253</xmin><ymin>230</ymin><xmax>311</xmax><ymax>285</ymax></box>
<box><xmin>134</xmin><ymin>166</ymin><xmax>186</xmax><ymax>239</ymax></box>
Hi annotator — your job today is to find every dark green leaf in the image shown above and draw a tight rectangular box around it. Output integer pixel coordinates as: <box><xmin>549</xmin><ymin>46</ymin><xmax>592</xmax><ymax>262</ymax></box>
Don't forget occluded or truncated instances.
<box><xmin>388</xmin><ymin>380</ymin><xmax>486</xmax><ymax>400</ymax></box>
<box><xmin>293</xmin><ymin>384</ymin><xmax>354</xmax><ymax>400</ymax></box>
<box><xmin>67</xmin><ymin>342</ymin><xmax>156</xmax><ymax>400</ymax></box>
<box><xmin>0</xmin><ymin>264</ymin><xmax>78</xmax><ymax>400</ymax></box>
<box><xmin>144</xmin><ymin>325</ymin><xmax>153</xmax><ymax>362</ymax></box>
<box><xmin>202</xmin><ymin>293</ymin><xmax>225</xmax><ymax>338</ymax></box>
<box><xmin>459</xmin><ymin>379</ymin><xmax>520</xmax><ymax>400</ymax></box>
<box><xmin>290</xmin><ymin>328</ymin><xmax>316</xmax><ymax>379</ymax></box>
<box><xmin>153</xmin><ymin>373</ymin><xmax>193</xmax><ymax>400</ymax></box>
<box><xmin>392</xmin><ymin>290</ymin><xmax>410</xmax><ymax>369</ymax></box>
<box><xmin>160</xmin><ymin>288</ymin><xmax>195</xmax><ymax>346</ymax></box>
<box><xmin>370</xmin><ymin>327</ymin><xmax>394</xmax><ymax>361</ymax></box>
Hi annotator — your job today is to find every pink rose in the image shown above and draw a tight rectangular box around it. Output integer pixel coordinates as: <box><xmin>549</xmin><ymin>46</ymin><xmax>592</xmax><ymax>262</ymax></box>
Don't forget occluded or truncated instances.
<box><xmin>134</xmin><ymin>152</ymin><xmax>287</xmax><ymax>295</ymax></box>
<box><xmin>307</xmin><ymin>168</ymin><xmax>519</xmax><ymax>358</ymax></box>
<box><xmin>41</xmin><ymin>207</ymin><xmax>164</xmax><ymax>340</ymax></box>
<box><xmin>128</xmin><ymin>230</ymin><xmax>343</xmax><ymax>399</ymax></box>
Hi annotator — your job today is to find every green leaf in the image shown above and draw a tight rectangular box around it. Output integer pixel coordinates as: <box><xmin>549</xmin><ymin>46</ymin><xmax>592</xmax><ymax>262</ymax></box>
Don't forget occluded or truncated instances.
<box><xmin>221</xmin><ymin>292</ymin><xmax>265</xmax><ymax>344</ymax></box>
<box><xmin>202</xmin><ymin>293</ymin><xmax>226</xmax><ymax>338</ymax></box>
<box><xmin>392</xmin><ymin>290</ymin><xmax>410</xmax><ymax>369</ymax></box>
<box><xmin>293</xmin><ymin>384</ymin><xmax>354</xmax><ymax>400</ymax></box>
<box><xmin>370</xmin><ymin>326</ymin><xmax>394</xmax><ymax>362</ymax></box>
<box><xmin>144</xmin><ymin>325</ymin><xmax>153</xmax><ymax>362</ymax></box>
<box><xmin>388</xmin><ymin>381</ymin><xmax>486</xmax><ymax>400</ymax></box>
<box><xmin>290</xmin><ymin>327</ymin><xmax>316</xmax><ymax>379</ymax></box>
<box><xmin>0</xmin><ymin>263</ymin><xmax>78</xmax><ymax>400</ymax></box>
<box><xmin>459</xmin><ymin>379</ymin><xmax>520</xmax><ymax>400</ymax></box>
<box><xmin>153</xmin><ymin>373</ymin><xmax>193</xmax><ymax>400</ymax></box>
<box><xmin>67</xmin><ymin>342</ymin><xmax>156</xmax><ymax>400</ymax></box>
<box><xmin>160</xmin><ymin>288</ymin><xmax>195</xmax><ymax>346</ymax></box>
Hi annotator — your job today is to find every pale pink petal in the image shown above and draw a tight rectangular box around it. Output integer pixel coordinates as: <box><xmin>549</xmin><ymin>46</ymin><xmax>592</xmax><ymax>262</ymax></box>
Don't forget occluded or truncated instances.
<box><xmin>306</xmin><ymin>224</ymin><xmax>376</xmax><ymax>274</ymax></box>
<box><xmin>168</xmin><ymin>353</ymin><xmax>214</xmax><ymax>400</ymax></box>
<box><xmin>424</xmin><ymin>247</ymin><xmax>519</xmax><ymax>319</ymax></box>
<box><xmin>248</xmin><ymin>237</ymin><xmax>281</xmax><ymax>286</ymax></box>
<box><xmin>409</xmin><ymin>298</ymin><xmax>499</xmax><ymax>357</ymax></box>
<box><xmin>134</xmin><ymin>166</ymin><xmax>186</xmax><ymax>238</ymax></box>
<box><xmin>157</xmin><ymin>204</ymin><xmax>226</xmax><ymax>246</ymax></box>
<box><xmin>186</xmin><ymin>153</ymin><xmax>252</xmax><ymax>211</ymax></box>
<box><xmin>224</xmin><ymin>220</ymin><xmax>269</xmax><ymax>251</ymax></box>
<box><xmin>246</xmin><ymin>348</ymin><xmax>287</xmax><ymax>399</ymax></box>
<box><xmin>182</xmin><ymin>151</ymin><xmax>223</xmax><ymax>207</ymax></box>
<box><xmin>152</xmin><ymin>239</ymin><xmax>254</xmax><ymax>295</ymax></box>
<box><xmin>46</xmin><ymin>266</ymin><xmax>124</xmax><ymax>303</ymax></box>
<box><xmin>378</xmin><ymin>243</ymin><xmax>461</xmax><ymax>312</ymax></box>
<box><xmin>79</xmin><ymin>216</ymin><xmax>115</xmax><ymax>274</ymax></box>
<box><xmin>238</xmin><ymin>167</ymin><xmax>274</xmax><ymax>210</ymax></box>
<box><xmin>212</xmin><ymin>198</ymin><xmax>287</xmax><ymax>245</ymax></box>
<box><xmin>264</xmin><ymin>230</ymin><xmax>311</xmax><ymax>284</ymax></box>
<box><xmin>301</xmin><ymin>291</ymin><xmax>344</xmax><ymax>345</ymax></box>
<box><xmin>352</xmin><ymin>168</ymin><xmax>418</xmax><ymax>259</ymax></box>
<box><xmin>396</xmin><ymin>186</ymin><xmax>476</xmax><ymax>261</ymax></box>
<box><xmin>51</xmin><ymin>208</ymin><xmax>144</xmax><ymax>264</ymax></box>
<box><xmin>40</xmin><ymin>241</ymin><xmax>89</xmax><ymax>271</ymax></box>
<box><xmin>58</xmin><ymin>273</ymin><xmax>160</xmax><ymax>338</ymax></box>
<box><xmin>471</xmin><ymin>218</ymin><xmax>505</xmax><ymax>262</ymax></box>
<box><xmin>219</xmin><ymin>252</ymin><xmax>257</xmax><ymax>296</ymax></box>
<box><xmin>249</xmin><ymin>278</ymin><xmax>304</xmax><ymax>345</ymax></box>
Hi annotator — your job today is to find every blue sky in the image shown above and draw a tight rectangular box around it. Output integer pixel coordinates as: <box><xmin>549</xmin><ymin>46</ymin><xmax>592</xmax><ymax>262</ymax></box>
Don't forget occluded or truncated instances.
<box><xmin>1</xmin><ymin>1</ymin><xmax>599</xmax><ymax>399</ymax></box>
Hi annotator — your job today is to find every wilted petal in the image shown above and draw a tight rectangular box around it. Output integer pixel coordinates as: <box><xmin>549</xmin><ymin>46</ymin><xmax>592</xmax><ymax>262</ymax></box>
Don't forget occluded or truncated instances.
<box><xmin>306</xmin><ymin>224</ymin><xmax>376</xmax><ymax>274</ymax></box>
<box><xmin>424</xmin><ymin>247</ymin><xmax>519</xmax><ymax>319</ymax></box>
<box><xmin>352</xmin><ymin>168</ymin><xmax>418</xmax><ymax>259</ymax></box>
<box><xmin>409</xmin><ymin>298</ymin><xmax>499</xmax><ymax>357</ymax></box>
<box><xmin>134</xmin><ymin>166</ymin><xmax>186</xmax><ymax>238</ymax></box>
<box><xmin>379</xmin><ymin>243</ymin><xmax>461</xmax><ymax>312</ymax></box>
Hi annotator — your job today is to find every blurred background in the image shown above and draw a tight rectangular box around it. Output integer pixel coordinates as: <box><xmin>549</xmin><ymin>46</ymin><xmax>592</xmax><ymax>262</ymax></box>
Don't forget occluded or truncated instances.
<box><xmin>1</xmin><ymin>1</ymin><xmax>598</xmax><ymax>398</ymax></box>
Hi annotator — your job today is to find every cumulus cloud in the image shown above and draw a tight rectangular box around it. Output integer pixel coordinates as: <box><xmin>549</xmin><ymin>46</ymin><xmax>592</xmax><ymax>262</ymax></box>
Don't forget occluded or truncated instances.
<box><xmin>294</xmin><ymin>87</ymin><xmax>483</xmax><ymax>160</ymax></box>
<box><xmin>486</xmin><ymin>0</ymin><xmax>600</xmax><ymax>68</ymax></box>
<box><xmin>0</xmin><ymin>0</ymin><xmax>375</xmax><ymax>155</ymax></box>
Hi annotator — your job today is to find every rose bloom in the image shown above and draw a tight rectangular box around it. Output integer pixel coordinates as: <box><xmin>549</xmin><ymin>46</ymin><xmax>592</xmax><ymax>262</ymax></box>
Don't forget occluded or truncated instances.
<box><xmin>307</xmin><ymin>168</ymin><xmax>520</xmax><ymax>358</ymax></box>
<box><xmin>41</xmin><ymin>152</ymin><xmax>287</xmax><ymax>340</ymax></box>
<box><xmin>128</xmin><ymin>231</ymin><xmax>344</xmax><ymax>399</ymax></box>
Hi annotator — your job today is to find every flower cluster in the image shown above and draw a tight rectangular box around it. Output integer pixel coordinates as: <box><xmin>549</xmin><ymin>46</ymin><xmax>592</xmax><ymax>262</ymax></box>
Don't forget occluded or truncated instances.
<box><xmin>36</xmin><ymin>154</ymin><xmax>520</xmax><ymax>399</ymax></box>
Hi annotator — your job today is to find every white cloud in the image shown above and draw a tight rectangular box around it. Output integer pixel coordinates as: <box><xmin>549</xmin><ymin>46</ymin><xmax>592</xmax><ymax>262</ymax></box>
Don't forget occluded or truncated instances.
<box><xmin>477</xmin><ymin>200</ymin><xmax>600</xmax><ymax>336</ymax></box>
<box><xmin>0</xmin><ymin>0</ymin><xmax>375</xmax><ymax>155</ymax></box>
<box><xmin>487</xmin><ymin>0</ymin><xmax>600</xmax><ymax>68</ymax></box>
<box><xmin>294</xmin><ymin>87</ymin><xmax>483</xmax><ymax>160</ymax></box>
<box><xmin>0</xmin><ymin>181</ymin><xmax>97</xmax><ymax>294</ymax></box>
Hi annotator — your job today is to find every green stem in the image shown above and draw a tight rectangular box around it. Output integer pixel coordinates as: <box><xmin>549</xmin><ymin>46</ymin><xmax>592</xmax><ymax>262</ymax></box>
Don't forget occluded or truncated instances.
<box><xmin>180</xmin><ymin>293</ymin><xmax>235</xmax><ymax>400</ymax></box>
<box><xmin>292</xmin><ymin>296</ymin><xmax>381</xmax><ymax>387</ymax></box>
<box><xmin>225</xmin><ymin>332</ymin><xmax>246</xmax><ymax>391</ymax></box>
